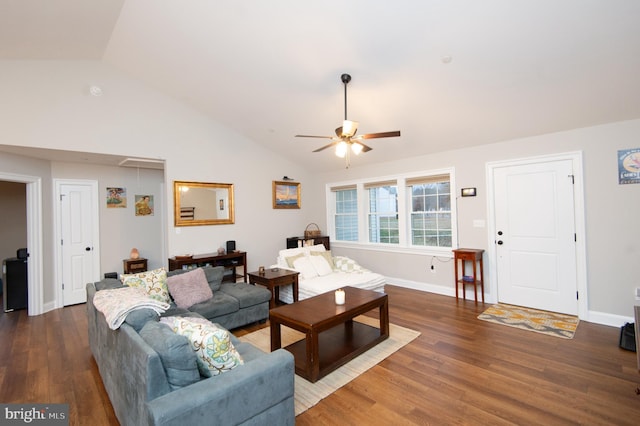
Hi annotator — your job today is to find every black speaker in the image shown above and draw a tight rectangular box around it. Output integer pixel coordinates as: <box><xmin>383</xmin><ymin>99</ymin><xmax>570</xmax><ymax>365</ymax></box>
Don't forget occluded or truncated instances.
<box><xmin>226</xmin><ymin>240</ymin><xmax>236</xmax><ymax>253</ymax></box>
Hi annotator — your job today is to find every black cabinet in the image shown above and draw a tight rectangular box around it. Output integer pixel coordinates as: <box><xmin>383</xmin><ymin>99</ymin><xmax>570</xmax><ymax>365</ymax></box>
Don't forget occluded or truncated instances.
<box><xmin>3</xmin><ymin>257</ymin><xmax>28</xmax><ymax>312</ymax></box>
<box><xmin>286</xmin><ymin>236</ymin><xmax>330</xmax><ymax>251</ymax></box>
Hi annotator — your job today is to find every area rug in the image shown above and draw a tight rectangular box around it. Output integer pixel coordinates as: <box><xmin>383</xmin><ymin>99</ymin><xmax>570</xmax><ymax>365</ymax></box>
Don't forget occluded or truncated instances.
<box><xmin>238</xmin><ymin>316</ymin><xmax>420</xmax><ymax>416</ymax></box>
<box><xmin>478</xmin><ymin>303</ymin><xmax>579</xmax><ymax>339</ymax></box>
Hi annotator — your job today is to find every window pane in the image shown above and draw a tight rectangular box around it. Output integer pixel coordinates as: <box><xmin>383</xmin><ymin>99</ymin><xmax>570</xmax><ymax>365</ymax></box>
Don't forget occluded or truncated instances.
<box><xmin>368</xmin><ymin>185</ymin><xmax>398</xmax><ymax>244</ymax></box>
<box><xmin>409</xmin><ymin>178</ymin><xmax>451</xmax><ymax>248</ymax></box>
<box><xmin>334</xmin><ymin>189</ymin><xmax>358</xmax><ymax>241</ymax></box>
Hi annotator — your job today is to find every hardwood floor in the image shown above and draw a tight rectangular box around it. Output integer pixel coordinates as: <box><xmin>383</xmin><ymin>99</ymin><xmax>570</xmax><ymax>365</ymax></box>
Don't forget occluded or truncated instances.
<box><xmin>1</xmin><ymin>286</ymin><xmax>639</xmax><ymax>425</ymax></box>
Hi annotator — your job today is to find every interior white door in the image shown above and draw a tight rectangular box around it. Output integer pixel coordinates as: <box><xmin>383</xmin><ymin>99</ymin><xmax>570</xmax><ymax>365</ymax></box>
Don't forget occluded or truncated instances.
<box><xmin>60</xmin><ymin>182</ymin><xmax>97</xmax><ymax>306</ymax></box>
<box><xmin>493</xmin><ymin>159</ymin><xmax>578</xmax><ymax>315</ymax></box>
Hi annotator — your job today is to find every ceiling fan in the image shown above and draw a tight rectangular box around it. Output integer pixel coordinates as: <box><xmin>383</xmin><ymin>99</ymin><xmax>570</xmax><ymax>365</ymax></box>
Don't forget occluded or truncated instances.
<box><xmin>295</xmin><ymin>73</ymin><xmax>401</xmax><ymax>168</ymax></box>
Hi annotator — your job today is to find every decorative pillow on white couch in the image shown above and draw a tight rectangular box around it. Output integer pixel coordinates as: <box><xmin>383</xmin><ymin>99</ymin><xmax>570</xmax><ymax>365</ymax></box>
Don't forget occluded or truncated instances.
<box><xmin>309</xmin><ymin>255</ymin><xmax>333</xmax><ymax>276</ymax></box>
<box><xmin>166</xmin><ymin>268</ymin><xmax>213</xmax><ymax>309</ymax></box>
<box><xmin>121</xmin><ymin>267</ymin><xmax>170</xmax><ymax>303</ymax></box>
<box><xmin>292</xmin><ymin>256</ymin><xmax>318</xmax><ymax>280</ymax></box>
<box><xmin>160</xmin><ymin>316</ymin><xmax>244</xmax><ymax>377</ymax></box>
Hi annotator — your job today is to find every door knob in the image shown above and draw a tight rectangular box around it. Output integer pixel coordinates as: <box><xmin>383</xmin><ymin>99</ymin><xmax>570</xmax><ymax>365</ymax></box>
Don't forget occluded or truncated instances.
<box><xmin>85</xmin><ymin>247</ymin><xmax>91</xmax><ymax>251</ymax></box>
<box><xmin>497</xmin><ymin>231</ymin><xmax>503</xmax><ymax>235</ymax></box>
<box><xmin>497</xmin><ymin>240</ymin><xmax>503</xmax><ymax>245</ymax></box>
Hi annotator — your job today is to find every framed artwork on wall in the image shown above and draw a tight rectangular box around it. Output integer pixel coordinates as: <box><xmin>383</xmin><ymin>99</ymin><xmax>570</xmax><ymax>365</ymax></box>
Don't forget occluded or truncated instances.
<box><xmin>273</xmin><ymin>181</ymin><xmax>301</xmax><ymax>209</ymax></box>
<box><xmin>106</xmin><ymin>187</ymin><xmax>126</xmax><ymax>208</ymax></box>
<box><xmin>135</xmin><ymin>195</ymin><xmax>154</xmax><ymax>216</ymax></box>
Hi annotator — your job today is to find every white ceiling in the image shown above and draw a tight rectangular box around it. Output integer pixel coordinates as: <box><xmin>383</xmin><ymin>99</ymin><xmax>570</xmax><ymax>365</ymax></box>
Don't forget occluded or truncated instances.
<box><xmin>2</xmin><ymin>0</ymin><xmax>640</xmax><ymax>171</ymax></box>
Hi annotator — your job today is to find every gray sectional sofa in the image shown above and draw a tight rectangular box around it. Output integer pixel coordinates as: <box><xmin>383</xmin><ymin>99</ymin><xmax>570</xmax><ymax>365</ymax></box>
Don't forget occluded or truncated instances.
<box><xmin>87</xmin><ymin>267</ymin><xmax>295</xmax><ymax>426</ymax></box>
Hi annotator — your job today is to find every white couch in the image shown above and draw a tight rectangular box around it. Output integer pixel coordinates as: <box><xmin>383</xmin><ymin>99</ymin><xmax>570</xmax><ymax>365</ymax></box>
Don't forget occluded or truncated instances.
<box><xmin>273</xmin><ymin>244</ymin><xmax>386</xmax><ymax>304</ymax></box>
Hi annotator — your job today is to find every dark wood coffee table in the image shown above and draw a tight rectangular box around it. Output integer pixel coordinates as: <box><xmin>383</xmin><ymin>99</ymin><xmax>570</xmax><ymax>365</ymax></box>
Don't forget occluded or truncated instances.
<box><xmin>269</xmin><ymin>286</ymin><xmax>389</xmax><ymax>383</ymax></box>
<box><xmin>248</xmin><ymin>268</ymin><xmax>299</xmax><ymax>309</ymax></box>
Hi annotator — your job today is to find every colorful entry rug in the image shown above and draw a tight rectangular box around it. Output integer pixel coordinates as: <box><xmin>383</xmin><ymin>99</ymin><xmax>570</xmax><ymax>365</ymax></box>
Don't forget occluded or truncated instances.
<box><xmin>238</xmin><ymin>315</ymin><xmax>420</xmax><ymax>416</ymax></box>
<box><xmin>478</xmin><ymin>303</ymin><xmax>579</xmax><ymax>339</ymax></box>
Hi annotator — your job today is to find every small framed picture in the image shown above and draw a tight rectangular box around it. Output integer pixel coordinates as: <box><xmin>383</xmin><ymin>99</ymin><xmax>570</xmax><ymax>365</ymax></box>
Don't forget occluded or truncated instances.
<box><xmin>106</xmin><ymin>187</ymin><xmax>127</xmax><ymax>208</ymax></box>
<box><xmin>273</xmin><ymin>181</ymin><xmax>301</xmax><ymax>209</ymax></box>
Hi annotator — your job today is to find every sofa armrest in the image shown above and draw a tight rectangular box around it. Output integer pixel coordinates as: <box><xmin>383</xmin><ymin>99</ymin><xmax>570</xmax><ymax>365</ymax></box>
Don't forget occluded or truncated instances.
<box><xmin>146</xmin><ymin>348</ymin><xmax>295</xmax><ymax>426</ymax></box>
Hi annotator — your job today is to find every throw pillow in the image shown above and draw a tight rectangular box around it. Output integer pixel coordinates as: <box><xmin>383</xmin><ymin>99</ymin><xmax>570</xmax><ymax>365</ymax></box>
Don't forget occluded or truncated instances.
<box><xmin>121</xmin><ymin>268</ymin><xmax>170</xmax><ymax>303</ymax></box>
<box><xmin>139</xmin><ymin>321</ymin><xmax>201</xmax><ymax>390</ymax></box>
<box><xmin>309</xmin><ymin>255</ymin><xmax>333</xmax><ymax>276</ymax></box>
<box><xmin>166</xmin><ymin>268</ymin><xmax>213</xmax><ymax>309</ymax></box>
<box><xmin>285</xmin><ymin>253</ymin><xmax>305</xmax><ymax>269</ymax></box>
<box><xmin>161</xmin><ymin>317</ymin><xmax>244</xmax><ymax>377</ymax></box>
<box><xmin>310</xmin><ymin>250</ymin><xmax>334</xmax><ymax>268</ymax></box>
<box><xmin>292</xmin><ymin>256</ymin><xmax>318</xmax><ymax>280</ymax></box>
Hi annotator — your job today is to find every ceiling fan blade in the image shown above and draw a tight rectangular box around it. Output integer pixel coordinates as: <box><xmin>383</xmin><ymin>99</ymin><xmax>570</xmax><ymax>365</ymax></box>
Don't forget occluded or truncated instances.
<box><xmin>313</xmin><ymin>142</ymin><xmax>338</xmax><ymax>152</ymax></box>
<box><xmin>295</xmin><ymin>134</ymin><xmax>333</xmax><ymax>139</ymax></box>
<box><xmin>360</xmin><ymin>130</ymin><xmax>401</xmax><ymax>139</ymax></box>
<box><xmin>359</xmin><ymin>142</ymin><xmax>373</xmax><ymax>152</ymax></box>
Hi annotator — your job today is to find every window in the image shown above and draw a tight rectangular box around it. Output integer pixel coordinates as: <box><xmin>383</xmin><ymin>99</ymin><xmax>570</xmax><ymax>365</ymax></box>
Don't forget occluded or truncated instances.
<box><xmin>329</xmin><ymin>170</ymin><xmax>454</xmax><ymax>250</ymax></box>
<box><xmin>334</xmin><ymin>187</ymin><xmax>358</xmax><ymax>241</ymax></box>
<box><xmin>407</xmin><ymin>176</ymin><xmax>452</xmax><ymax>247</ymax></box>
<box><xmin>366</xmin><ymin>183</ymin><xmax>399</xmax><ymax>244</ymax></box>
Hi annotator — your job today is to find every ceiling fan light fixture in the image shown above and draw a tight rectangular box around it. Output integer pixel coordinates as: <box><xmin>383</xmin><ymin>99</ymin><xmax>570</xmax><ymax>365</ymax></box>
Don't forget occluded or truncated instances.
<box><xmin>342</xmin><ymin>120</ymin><xmax>358</xmax><ymax>137</ymax></box>
<box><xmin>335</xmin><ymin>141</ymin><xmax>348</xmax><ymax>158</ymax></box>
<box><xmin>351</xmin><ymin>142</ymin><xmax>364</xmax><ymax>155</ymax></box>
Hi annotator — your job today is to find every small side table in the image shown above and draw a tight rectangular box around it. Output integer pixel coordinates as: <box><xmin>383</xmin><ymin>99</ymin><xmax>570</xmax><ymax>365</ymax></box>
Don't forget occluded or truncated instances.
<box><xmin>453</xmin><ymin>249</ymin><xmax>484</xmax><ymax>303</ymax></box>
<box><xmin>123</xmin><ymin>258</ymin><xmax>147</xmax><ymax>274</ymax></box>
<box><xmin>248</xmin><ymin>269</ymin><xmax>299</xmax><ymax>309</ymax></box>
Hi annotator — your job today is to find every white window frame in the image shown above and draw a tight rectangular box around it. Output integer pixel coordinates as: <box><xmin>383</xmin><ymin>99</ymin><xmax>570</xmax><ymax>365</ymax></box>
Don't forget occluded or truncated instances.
<box><xmin>326</xmin><ymin>168</ymin><xmax>457</xmax><ymax>256</ymax></box>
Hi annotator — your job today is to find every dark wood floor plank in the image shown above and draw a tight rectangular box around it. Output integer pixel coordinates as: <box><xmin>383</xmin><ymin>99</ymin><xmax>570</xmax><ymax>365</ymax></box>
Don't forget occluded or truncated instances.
<box><xmin>1</xmin><ymin>285</ymin><xmax>639</xmax><ymax>426</ymax></box>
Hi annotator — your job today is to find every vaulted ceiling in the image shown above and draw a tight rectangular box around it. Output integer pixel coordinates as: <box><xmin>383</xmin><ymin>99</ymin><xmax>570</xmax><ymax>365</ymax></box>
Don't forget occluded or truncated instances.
<box><xmin>2</xmin><ymin>0</ymin><xmax>640</xmax><ymax>171</ymax></box>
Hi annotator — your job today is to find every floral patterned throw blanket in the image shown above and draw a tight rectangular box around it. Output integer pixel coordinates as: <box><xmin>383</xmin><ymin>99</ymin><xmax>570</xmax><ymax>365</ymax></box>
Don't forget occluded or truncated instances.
<box><xmin>93</xmin><ymin>287</ymin><xmax>170</xmax><ymax>330</ymax></box>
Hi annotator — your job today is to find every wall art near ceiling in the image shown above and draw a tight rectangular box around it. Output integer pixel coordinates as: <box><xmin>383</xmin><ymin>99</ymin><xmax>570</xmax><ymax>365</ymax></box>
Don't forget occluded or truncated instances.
<box><xmin>618</xmin><ymin>148</ymin><xmax>640</xmax><ymax>184</ymax></box>
<box><xmin>106</xmin><ymin>187</ymin><xmax>127</xmax><ymax>208</ymax></box>
<box><xmin>273</xmin><ymin>181</ymin><xmax>301</xmax><ymax>209</ymax></box>
<box><xmin>135</xmin><ymin>195</ymin><xmax>154</xmax><ymax>216</ymax></box>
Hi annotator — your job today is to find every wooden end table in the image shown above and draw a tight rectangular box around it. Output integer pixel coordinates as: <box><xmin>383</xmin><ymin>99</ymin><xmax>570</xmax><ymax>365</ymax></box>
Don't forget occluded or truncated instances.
<box><xmin>269</xmin><ymin>286</ymin><xmax>389</xmax><ymax>383</ymax></box>
<box><xmin>248</xmin><ymin>268</ymin><xmax>299</xmax><ymax>309</ymax></box>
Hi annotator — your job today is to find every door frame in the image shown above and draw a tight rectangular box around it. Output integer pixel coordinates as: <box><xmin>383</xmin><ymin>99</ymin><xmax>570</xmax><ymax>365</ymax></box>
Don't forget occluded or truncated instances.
<box><xmin>53</xmin><ymin>179</ymin><xmax>100</xmax><ymax>309</ymax></box>
<box><xmin>0</xmin><ymin>172</ymin><xmax>43</xmax><ymax>316</ymax></box>
<box><xmin>486</xmin><ymin>151</ymin><xmax>588</xmax><ymax>320</ymax></box>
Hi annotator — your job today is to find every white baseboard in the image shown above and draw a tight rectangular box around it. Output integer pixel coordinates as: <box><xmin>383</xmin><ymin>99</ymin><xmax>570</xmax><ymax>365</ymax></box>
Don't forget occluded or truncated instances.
<box><xmin>386</xmin><ymin>277</ymin><xmax>631</xmax><ymax>328</ymax></box>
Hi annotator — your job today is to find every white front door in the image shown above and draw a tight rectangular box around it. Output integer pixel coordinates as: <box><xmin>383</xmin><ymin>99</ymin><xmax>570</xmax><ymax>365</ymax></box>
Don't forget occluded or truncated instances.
<box><xmin>59</xmin><ymin>181</ymin><xmax>100</xmax><ymax>306</ymax></box>
<box><xmin>493</xmin><ymin>159</ymin><xmax>578</xmax><ymax>315</ymax></box>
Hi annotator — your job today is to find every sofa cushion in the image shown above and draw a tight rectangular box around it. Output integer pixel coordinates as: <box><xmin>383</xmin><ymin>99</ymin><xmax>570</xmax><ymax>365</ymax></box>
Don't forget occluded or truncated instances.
<box><xmin>166</xmin><ymin>268</ymin><xmax>213</xmax><ymax>309</ymax></box>
<box><xmin>121</xmin><ymin>268</ymin><xmax>171</xmax><ymax>303</ymax></box>
<box><xmin>309</xmin><ymin>254</ymin><xmax>333</xmax><ymax>276</ymax></box>
<box><xmin>139</xmin><ymin>321</ymin><xmax>201</xmax><ymax>390</ymax></box>
<box><xmin>95</xmin><ymin>278</ymin><xmax>125</xmax><ymax>291</ymax></box>
<box><xmin>161</xmin><ymin>317</ymin><xmax>244</xmax><ymax>377</ymax></box>
<box><xmin>202</xmin><ymin>266</ymin><xmax>225</xmax><ymax>292</ymax></box>
<box><xmin>311</xmin><ymin>250</ymin><xmax>335</xmax><ymax>269</ymax></box>
<box><xmin>292</xmin><ymin>256</ymin><xmax>318</xmax><ymax>280</ymax></box>
<box><xmin>219</xmin><ymin>282</ymin><xmax>272</xmax><ymax>308</ymax></box>
<box><xmin>188</xmin><ymin>291</ymin><xmax>239</xmax><ymax>319</ymax></box>
<box><xmin>124</xmin><ymin>308</ymin><xmax>159</xmax><ymax>332</ymax></box>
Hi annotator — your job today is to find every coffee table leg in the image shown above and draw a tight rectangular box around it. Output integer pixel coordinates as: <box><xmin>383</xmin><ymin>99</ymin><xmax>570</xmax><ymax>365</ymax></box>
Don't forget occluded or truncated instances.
<box><xmin>307</xmin><ymin>331</ymin><xmax>320</xmax><ymax>382</ymax></box>
<box><xmin>270</xmin><ymin>321</ymin><xmax>282</xmax><ymax>351</ymax></box>
<box><xmin>379</xmin><ymin>298</ymin><xmax>390</xmax><ymax>338</ymax></box>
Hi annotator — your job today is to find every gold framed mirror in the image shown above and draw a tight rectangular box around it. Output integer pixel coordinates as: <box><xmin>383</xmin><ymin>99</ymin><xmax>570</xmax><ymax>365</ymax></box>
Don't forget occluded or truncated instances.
<box><xmin>174</xmin><ymin>181</ymin><xmax>235</xmax><ymax>226</ymax></box>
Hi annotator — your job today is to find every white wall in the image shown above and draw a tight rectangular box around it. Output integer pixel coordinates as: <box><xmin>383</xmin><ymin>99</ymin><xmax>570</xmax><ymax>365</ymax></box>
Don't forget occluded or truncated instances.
<box><xmin>0</xmin><ymin>60</ymin><xmax>324</xmax><ymax>312</ymax></box>
<box><xmin>318</xmin><ymin>119</ymin><xmax>640</xmax><ymax>322</ymax></box>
